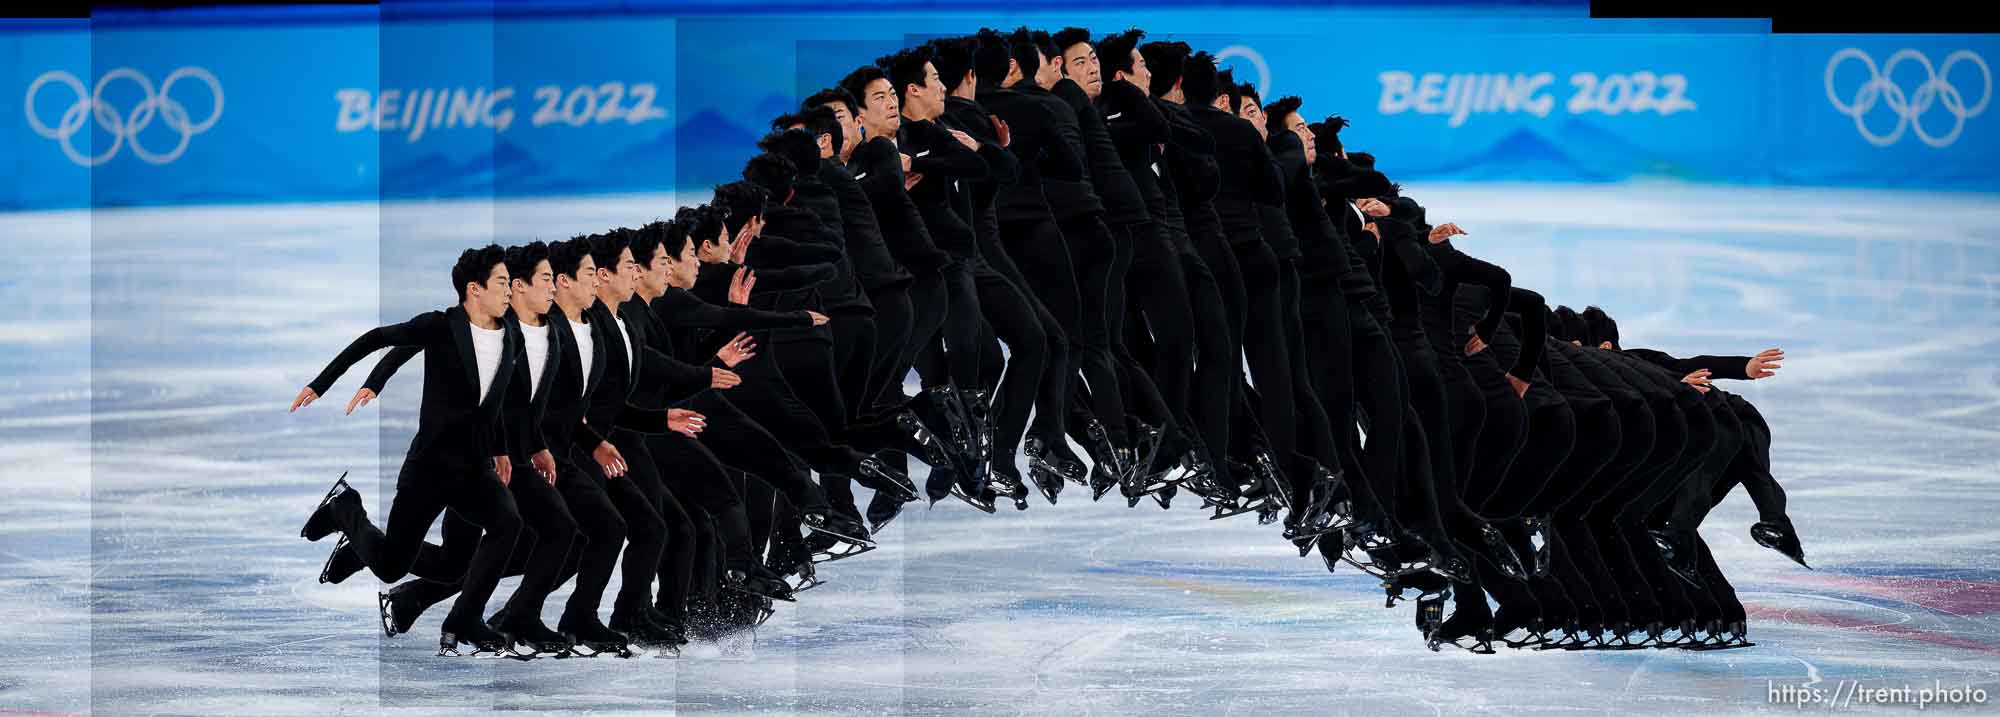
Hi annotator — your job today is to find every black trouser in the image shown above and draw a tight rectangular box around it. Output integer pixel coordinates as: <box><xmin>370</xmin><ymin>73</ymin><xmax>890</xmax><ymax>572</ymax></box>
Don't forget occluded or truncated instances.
<box><xmin>999</xmin><ymin>215</ymin><xmax>1082</xmax><ymax>444</ymax></box>
<box><xmin>922</xmin><ymin>256</ymin><xmax>1049</xmax><ymax>456</ymax></box>
<box><xmin>1124</xmin><ymin>226</ymin><xmax>1195</xmax><ymax>432</ymax></box>
<box><xmin>1188</xmin><ymin>226</ymin><xmax>1247</xmax><ymax>477</ymax></box>
<box><xmin>1055</xmin><ymin>213</ymin><xmax>1130</xmax><ymax>445</ymax></box>
<box><xmin>872</xmin><ymin>272</ymin><xmax>947</xmax><ymax>414</ymax></box>
<box><xmin>1344</xmin><ymin>307</ymin><xmax>1409</xmax><ymax>527</ymax></box>
<box><xmin>1228</xmin><ymin>239</ymin><xmax>1300</xmax><ymax>471</ymax></box>
<box><xmin>831</xmin><ymin>307</ymin><xmax>877</xmax><ymax>423</ymax></box>
<box><xmin>1392</xmin><ymin>322</ymin><xmax>1471</xmax><ymax>546</ymax></box>
<box><xmin>911</xmin><ymin>262</ymin><xmax>984</xmax><ymax>393</ymax></box>
<box><xmin>1478</xmin><ymin>378</ymin><xmax>1575</xmax><ymax>519</ymax></box>
<box><xmin>1279</xmin><ymin>261</ymin><xmax>1342</xmax><ymax>476</ymax></box>
<box><xmin>644</xmin><ymin>430</ymin><xmax>757</xmax><ymax>576</ymax></box>
<box><xmin>1102</xmin><ymin>222</ymin><xmax>1175</xmax><ymax>441</ymax></box>
<box><xmin>608</xmin><ymin>429</ymin><xmax>694</xmax><ymax>620</ymax></box>
<box><xmin>1300</xmin><ymin>281</ymin><xmax>1379</xmax><ymax>512</ymax></box>
<box><xmin>859</xmin><ymin>286</ymin><xmax>914</xmax><ymax>421</ymax></box>
<box><xmin>383</xmin><ymin>457</ymin><xmax>578</xmax><ymax>627</ymax></box>
<box><xmin>335</xmin><ymin>457</ymin><xmax>522</xmax><ymax>627</ymax></box>
<box><xmin>689</xmin><ymin>391</ymin><xmax>829</xmax><ymax>517</ymax></box>
<box><xmin>551</xmin><ymin>452</ymin><xmax>663</xmax><ymax>624</ymax></box>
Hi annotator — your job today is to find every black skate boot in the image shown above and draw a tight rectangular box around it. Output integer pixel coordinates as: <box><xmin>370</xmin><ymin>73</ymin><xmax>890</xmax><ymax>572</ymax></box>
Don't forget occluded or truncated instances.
<box><xmin>1650</xmin><ymin>528</ymin><xmax>1708</xmax><ymax>588</ymax></box>
<box><xmin>1472</xmin><ymin>522</ymin><xmax>1529</xmax><ymax>582</ymax></box>
<box><xmin>646</xmin><ymin>606</ymin><xmax>691</xmax><ymax>647</ymax></box>
<box><xmin>865</xmin><ymin>490</ymin><xmax>906</xmax><ymax>535</ymax></box>
<box><xmin>1022</xmin><ymin>435</ymin><xmax>1071</xmax><ymax>504</ymax></box>
<box><xmin>1751</xmin><ymin>518</ymin><xmax>1809</xmax><ymax>569</ymax></box>
<box><xmin>610</xmin><ymin>609</ymin><xmax>682</xmax><ymax>654</ymax></box>
<box><xmin>490</xmin><ymin>608</ymin><xmax>573</xmax><ymax>658</ymax></box>
<box><xmin>808</xmin><ymin>512</ymin><xmax>878</xmax><ymax>562</ymax></box>
<box><xmin>318</xmin><ymin>535</ymin><xmax>364</xmax><ymax>584</ymax></box>
<box><xmin>854</xmin><ymin>455</ymin><xmax>920</xmax><ymax>503</ymax></box>
<box><xmin>377</xmin><ymin>589</ymin><xmax>424</xmax><ymax>637</ymax></box>
<box><xmin>299</xmin><ymin>472</ymin><xmax>355</xmax><ymax>542</ymax></box>
<box><xmin>724</xmin><ymin>565</ymin><xmax>799</xmax><ymax>603</ymax></box>
<box><xmin>439</xmin><ymin>614</ymin><xmax>521</xmax><ymax>659</ymax></box>
<box><xmin>988</xmin><ymin>449</ymin><xmax>1031</xmax><ymax>510</ymax></box>
<box><xmin>557</xmin><ymin>612</ymin><xmax>633</xmax><ymax>658</ymax></box>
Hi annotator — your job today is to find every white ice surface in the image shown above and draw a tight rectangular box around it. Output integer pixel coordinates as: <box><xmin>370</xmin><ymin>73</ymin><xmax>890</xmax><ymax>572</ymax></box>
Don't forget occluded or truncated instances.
<box><xmin>4</xmin><ymin>182</ymin><xmax>1999</xmax><ymax>714</ymax></box>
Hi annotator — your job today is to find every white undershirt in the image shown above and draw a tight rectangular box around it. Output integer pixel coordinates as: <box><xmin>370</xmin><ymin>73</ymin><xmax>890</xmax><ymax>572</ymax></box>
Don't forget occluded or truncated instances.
<box><xmin>520</xmin><ymin>321</ymin><xmax>550</xmax><ymax>400</ymax></box>
<box><xmin>469</xmin><ymin>323</ymin><xmax>505</xmax><ymax>404</ymax></box>
<box><xmin>567</xmin><ymin>316</ymin><xmax>594</xmax><ymax>397</ymax></box>
<box><xmin>612</xmin><ymin>316</ymin><xmax>637</xmax><ymax>383</ymax></box>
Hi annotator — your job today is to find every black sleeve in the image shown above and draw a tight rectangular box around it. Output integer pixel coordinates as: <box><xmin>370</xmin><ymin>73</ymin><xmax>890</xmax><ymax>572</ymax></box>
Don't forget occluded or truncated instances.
<box><xmin>1036</xmin><ymin>109</ymin><xmax>1087</xmax><ymax>181</ymax></box>
<box><xmin>1320</xmin><ymin>169</ymin><xmax>1394</xmax><ymax>200</ymax></box>
<box><xmin>663</xmin><ymin>290</ymin><xmax>813</xmax><ymax>332</ymax></box>
<box><xmin>1624</xmin><ymin>348</ymin><xmax>1756</xmax><ymax>381</ymax></box>
<box><xmin>909</xmin><ymin>124</ymin><xmax>990</xmax><ymax>179</ymax></box>
<box><xmin>360</xmin><ymin>345</ymin><xmax>423</xmax><ymax>394</ymax></box>
<box><xmin>307</xmin><ymin>312</ymin><xmax>440</xmax><ymax>395</ymax></box>
<box><xmin>638</xmin><ymin>345</ymin><xmax>711</xmax><ymax>405</ymax></box>
<box><xmin>1430</xmin><ymin>244</ymin><xmax>1513</xmax><ymax>341</ymax></box>
<box><xmin>1166</xmin><ymin>106</ymin><xmax>1215</xmax><ymax>154</ymax></box>
<box><xmin>976</xmin><ymin>140</ymin><xmax>1019</xmax><ymax>186</ymax></box>
<box><xmin>1247</xmin><ymin>132</ymin><xmax>1285</xmax><ymax>206</ymax></box>
<box><xmin>1382</xmin><ymin>219</ymin><xmax>1443</xmax><ymax>295</ymax></box>
<box><xmin>747</xmin><ymin>233</ymin><xmax>843</xmax><ymax>267</ymax></box>
<box><xmin>1507</xmin><ymin>288</ymin><xmax>1548</xmax><ymax>382</ymax></box>
<box><xmin>745</xmin><ymin>262</ymin><xmax>838</xmax><ymax>291</ymax></box>
<box><xmin>1103</xmin><ymin>82</ymin><xmax>1171</xmax><ymax>144</ymax></box>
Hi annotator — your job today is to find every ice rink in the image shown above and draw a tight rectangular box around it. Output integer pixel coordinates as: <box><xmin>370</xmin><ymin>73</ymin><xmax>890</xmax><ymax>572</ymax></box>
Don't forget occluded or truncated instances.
<box><xmin>3</xmin><ymin>182</ymin><xmax>1998</xmax><ymax>714</ymax></box>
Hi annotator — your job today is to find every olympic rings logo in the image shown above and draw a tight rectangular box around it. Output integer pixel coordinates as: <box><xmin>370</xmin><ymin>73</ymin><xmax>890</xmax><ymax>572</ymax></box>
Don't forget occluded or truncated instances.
<box><xmin>24</xmin><ymin>67</ymin><xmax>224</xmax><ymax>167</ymax></box>
<box><xmin>1825</xmin><ymin>49</ymin><xmax>1989</xmax><ymax>148</ymax></box>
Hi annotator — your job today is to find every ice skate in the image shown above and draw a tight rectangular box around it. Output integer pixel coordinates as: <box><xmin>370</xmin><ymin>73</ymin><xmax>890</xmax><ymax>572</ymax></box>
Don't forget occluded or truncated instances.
<box><xmin>557</xmin><ymin>613</ymin><xmax>634</xmax><ymax>658</ymax></box>
<box><xmin>489</xmin><ymin>608</ymin><xmax>573</xmax><ymax>658</ymax></box>
<box><xmin>725</xmin><ymin>566</ymin><xmax>800</xmax><ymax>603</ymax></box>
<box><xmin>855</xmin><ymin>455</ymin><xmax>920</xmax><ymax>503</ymax></box>
<box><xmin>317</xmin><ymin>535</ymin><xmax>362</xmax><ymax>585</ymax></box>
<box><xmin>438</xmin><ymin>615</ymin><xmax>524</xmax><ymax>659</ymax></box>
<box><xmin>299</xmin><ymin>471</ymin><xmax>354</xmax><ymax>542</ymax></box>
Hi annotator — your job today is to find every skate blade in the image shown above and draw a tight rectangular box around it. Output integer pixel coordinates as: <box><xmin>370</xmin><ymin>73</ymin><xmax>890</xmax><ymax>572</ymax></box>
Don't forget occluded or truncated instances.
<box><xmin>318</xmin><ymin>535</ymin><xmax>351</xmax><ymax>584</ymax></box>
<box><xmin>300</xmin><ymin>471</ymin><xmax>351</xmax><ymax>540</ymax></box>
<box><xmin>810</xmin><ymin>541</ymin><xmax>877</xmax><ymax>564</ymax></box>
<box><xmin>948</xmin><ymin>486</ymin><xmax>999</xmax><ymax>513</ymax></box>
<box><xmin>722</xmin><ymin>582</ymin><xmax>798</xmax><ymax>603</ymax></box>
<box><xmin>377</xmin><ymin>592</ymin><xmax>400</xmax><ymax>638</ymax></box>
<box><xmin>805</xmin><ymin>523</ymin><xmax>877</xmax><ymax>550</ymax></box>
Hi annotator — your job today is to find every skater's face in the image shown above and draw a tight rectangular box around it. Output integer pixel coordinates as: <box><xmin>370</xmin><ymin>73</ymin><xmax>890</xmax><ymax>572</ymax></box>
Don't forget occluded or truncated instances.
<box><xmin>557</xmin><ymin>255</ymin><xmax>598</xmax><ymax>309</ymax></box>
<box><xmin>698</xmin><ymin>227</ymin><xmax>732</xmax><ymax>264</ymax></box>
<box><xmin>511</xmin><ymin>258</ymin><xmax>555</xmax><ymax>315</ymax></box>
<box><xmin>637</xmin><ymin>244</ymin><xmax>671</xmax><ymax>297</ymax></box>
<box><xmin>902</xmin><ymin>62</ymin><xmax>946</xmax><ymax>120</ymax></box>
<box><xmin>595</xmin><ymin>247</ymin><xmax>638</xmax><ymax>301</ymax></box>
<box><xmin>1238</xmin><ymin>98</ymin><xmax>1267</xmax><ymax>140</ymax></box>
<box><xmin>1283</xmin><ymin>111</ymin><xmax>1314</xmax><ymax>156</ymax></box>
<box><xmin>466</xmin><ymin>262</ymin><xmax>511</xmax><ymax>319</ymax></box>
<box><xmin>1117</xmin><ymin>49</ymin><xmax>1151</xmax><ymax>92</ymax></box>
<box><xmin>1035</xmin><ymin>51</ymin><xmax>1062</xmax><ymax>89</ymax></box>
<box><xmin>665</xmin><ymin>241</ymin><xmax>699</xmax><ymax>289</ymax></box>
<box><xmin>1061</xmin><ymin>43</ymin><xmax>1101</xmax><ymax>98</ymax></box>
<box><xmin>859</xmin><ymin>78</ymin><xmax>901</xmax><ymax>139</ymax></box>
<box><xmin>820</xmin><ymin>102</ymin><xmax>862</xmax><ymax>160</ymax></box>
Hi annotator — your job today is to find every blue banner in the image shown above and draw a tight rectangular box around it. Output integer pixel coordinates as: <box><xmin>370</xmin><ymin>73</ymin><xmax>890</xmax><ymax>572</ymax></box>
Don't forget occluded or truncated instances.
<box><xmin>3</xmin><ymin>7</ymin><xmax>1995</xmax><ymax>210</ymax></box>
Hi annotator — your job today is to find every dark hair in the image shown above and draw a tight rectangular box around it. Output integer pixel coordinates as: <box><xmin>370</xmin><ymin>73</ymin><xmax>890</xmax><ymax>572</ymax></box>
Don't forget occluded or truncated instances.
<box><xmin>881</xmin><ymin>47</ymin><xmax>932</xmax><ymax>107</ymax></box>
<box><xmin>1348</xmin><ymin>151</ymin><xmax>1376</xmax><ymax>170</ymax></box>
<box><xmin>742</xmin><ymin>152</ymin><xmax>799</xmax><ymax>204</ymax></box>
<box><xmin>631</xmin><ymin>221</ymin><xmax>670</xmax><ymax>269</ymax></box>
<box><xmin>664</xmin><ymin>211</ymin><xmax>696</xmax><ymax>259</ymax></box>
<box><xmin>690</xmin><ymin>205</ymin><xmax>724</xmax><ymax>249</ymax></box>
<box><xmin>839</xmin><ymin>65</ymin><xmax>890</xmax><ymax>112</ymax></box>
<box><xmin>1051</xmin><ymin>26</ymin><xmax>1092</xmax><ymax>57</ymax></box>
<box><xmin>1235</xmin><ymin>78</ymin><xmax>1261</xmax><ymax>111</ymax></box>
<box><xmin>712</xmin><ymin>181</ymin><xmax>769</xmax><ymax>238</ymax></box>
<box><xmin>1310</xmin><ymin>114</ymin><xmax>1349</xmax><ymax>155</ymax></box>
<box><xmin>1181</xmin><ymin>51</ymin><xmax>1218</xmax><ymax>106</ymax></box>
<box><xmin>804</xmin><ymin>86</ymin><xmax>859</xmax><ymax>118</ymax></box>
<box><xmin>1264</xmin><ymin>95</ymin><xmax>1303</xmax><ymax>136</ymax></box>
<box><xmin>504</xmin><ymin>241</ymin><xmax>550</xmax><ymax>285</ymax></box>
<box><xmin>1097</xmin><ymin>28</ymin><xmax>1144</xmax><ymax>77</ymax></box>
<box><xmin>1581</xmin><ymin>306</ymin><xmax>1620</xmax><ymax>349</ymax></box>
<box><xmin>451</xmin><ymin>244</ymin><xmax>508</xmax><ymax>302</ymax></box>
<box><xmin>586</xmin><ymin>231</ymin><xmax>631</xmax><ymax>275</ymax></box>
<box><xmin>1138</xmin><ymin>40</ymin><xmax>1188</xmax><ymax>97</ymax></box>
<box><xmin>756</xmin><ymin>128</ymin><xmax>820</xmax><ymax>183</ymax></box>
<box><xmin>768</xmin><ymin>111</ymin><xmax>805</xmax><ymax>133</ymax></box>
<box><xmin>1553</xmin><ymin>305</ymin><xmax>1588</xmax><ymax>344</ymax></box>
<box><xmin>928</xmin><ymin>36</ymin><xmax>975</xmax><ymax>94</ymax></box>
<box><xmin>801</xmin><ymin>105</ymin><xmax>844</xmax><ymax>155</ymax></box>
<box><xmin>548</xmin><ymin>236</ymin><xmax>591</xmax><ymax>280</ymax></box>
<box><xmin>1007</xmin><ymin>27</ymin><xmax>1042</xmax><ymax>83</ymax></box>
<box><xmin>1031</xmin><ymin>29</ymin><xmax>1058</xmax><ymax>61</ymax></box>
<box><xmin>972</xmin><ymin>28</ymin><xmax>1013</xmax><ymax>88</ymax></box>
<box><xmin>1216</xmin><ymin>68</ymin><xmax>1241</xmax><ymax>111</ymax></box>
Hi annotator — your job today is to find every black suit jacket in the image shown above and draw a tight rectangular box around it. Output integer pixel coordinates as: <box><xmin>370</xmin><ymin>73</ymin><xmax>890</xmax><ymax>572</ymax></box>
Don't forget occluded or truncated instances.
<box><xmin>585</xmin><ymin>298</ymin><xmax>690</xmax><ymax>436</ymax></box>
<box><xmin>308</xmin><ymin>305</ymin><xmax>515</xmax><ymax>471</ymax></box>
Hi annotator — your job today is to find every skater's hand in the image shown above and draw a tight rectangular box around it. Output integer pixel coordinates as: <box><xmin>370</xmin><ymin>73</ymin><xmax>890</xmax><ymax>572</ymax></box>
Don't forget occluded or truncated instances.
<box><xmin>532</xmin><ymin>449</ymin><xmax>558</xmax><ymax>486</ymax></box>
<box><xmin>289</xmin><ymin>387</ymin><xmax>319</xmax><ymax>412</ymax></box>
<box><xmin>1464</xmin><ymin>333</ymin><xmax>1488</xmax><ymax>356</ymax></box>
<box><xmin>716</xmin><ymin>332</ymin><xmax>757</xmax><ymax>367</ymax></box>
<box><xmin>710</xmin><ymin>367</ymin><xmax>741</xmax><ymax>390</ymax></box>
<box><xmin>728</xmin><ymin>267</ymin><xmax>757</xmax><ymax>305</ymax></box>
<box><xmin>345</xmin><ymin>388</ymin><xmax>376</xmax><ymax>415</ymax></box>
<box><xmin>493</xmin><ymin>456</ymin><xmax>513</xmax><ymax>487</ymax></box>
<box><xmin>593</xmin><ymin>440</ymin><xmax>628</xmax><ymax>478</ymax></box>
<box><xmin>1746</xmin><ymin>348</ymin><xmax>1784</xmax><ymax>379</ymax></box>
<box><xmin>1682</xmin><ymin>368</ymin><xmax>1713</xmax><ymax>394</ymax></box>
<box><xmin>806</xmin><ymin>310</ymin><xmax>829</xmax><ymax>326</ymax></box>
<box><xmin>1505</xmin><ymin>373</ymin><xmax>1530</xmax><ymax>399</ymax></box>
<box><xmin>668</xmin><ymin>408</ymin><xmax>706</xmax><ymax>439</ymax></box>
<box><xmin>900</xmin><ymin>153</ymin><xmax>913</xmax><ymax>173</ymax></box>
<box><xmin>949</xmin><ymin>128</ymin><xmax>979</xmax><ymax>152</ymax></box>
<box><xmin>1356</xmin><ymin>198</ymin><xmax>1391</xmax><ymax>218</ymax></box>
<box><xmin>1427</xmin><ymin>223</ymin><xmax>1466</xmax><ymax>244</ymax></box>
<box><xmin>990</xmin><ymin>116</ymin><xmax>1011</xmax><ymax>147</ymax></box>
<box><xmin>729</xmin><ymin>217</ymin><xmax>760</xmax><ymax>265</ymax></box>
<box><xmin>904</xmin><ymin>171</ymin><xmax>925</xmax><ymax>190</ymax></box>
